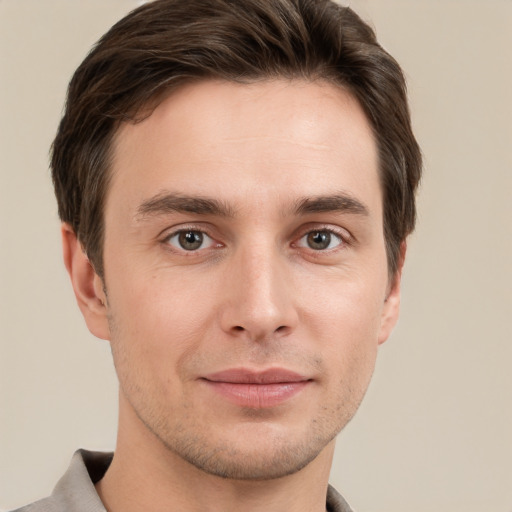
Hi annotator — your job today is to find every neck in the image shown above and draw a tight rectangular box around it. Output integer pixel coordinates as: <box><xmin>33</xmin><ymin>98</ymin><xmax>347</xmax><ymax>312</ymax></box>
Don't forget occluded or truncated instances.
<box><xmin>96</xmin><ymin>398</ymin><xmax>335</xmax><ymax>512</ymax></box>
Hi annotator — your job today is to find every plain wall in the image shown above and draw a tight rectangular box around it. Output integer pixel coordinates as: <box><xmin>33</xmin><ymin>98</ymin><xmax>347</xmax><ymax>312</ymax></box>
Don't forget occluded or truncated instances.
<box><xmin>1</xmin><ymin>1</ymin><xmax>511</xmax><ymax>511</ymax></box>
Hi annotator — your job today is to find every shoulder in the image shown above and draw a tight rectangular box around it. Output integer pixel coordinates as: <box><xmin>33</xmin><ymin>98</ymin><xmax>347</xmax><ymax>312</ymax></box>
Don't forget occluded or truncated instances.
<box><xmin>9</xmin><ymin>496</ymin><xmax>61</xmax><ymax>512</ymax></box>
<box><xmin>8</xmin><ymin>450</ymin><xmax>112</xmax><ymax>512</ymax></box>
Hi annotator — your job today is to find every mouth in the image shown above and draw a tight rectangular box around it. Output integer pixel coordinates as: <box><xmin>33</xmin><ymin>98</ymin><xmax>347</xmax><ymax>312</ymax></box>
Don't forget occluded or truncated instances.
<box><xmin>201</xmin><ymin>368</ymin><xmax>312</xmax><ymax>408</ymax></box>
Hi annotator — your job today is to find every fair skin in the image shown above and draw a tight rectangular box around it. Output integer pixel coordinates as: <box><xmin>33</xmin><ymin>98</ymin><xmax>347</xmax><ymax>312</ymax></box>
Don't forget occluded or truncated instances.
<box><xmin>63</xmin><ymin>79</ymin><xmax>403</xmax><ymax>512</ymax></box>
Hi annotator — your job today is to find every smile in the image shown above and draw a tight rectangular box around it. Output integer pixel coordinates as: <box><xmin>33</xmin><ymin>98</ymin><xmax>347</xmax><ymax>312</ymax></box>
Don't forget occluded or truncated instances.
<box><xmin>201</xmin><ymin>368</ymin><xmax>312</xmax><ymax>408</ymax></box>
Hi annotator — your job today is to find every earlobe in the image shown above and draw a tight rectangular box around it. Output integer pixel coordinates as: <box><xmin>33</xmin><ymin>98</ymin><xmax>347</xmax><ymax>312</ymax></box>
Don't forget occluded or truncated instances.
<box><xmin>378</xmin><ymin>241</ymin><xmax>407</xmax><ymax>345</ymax></box>
<box><xmin>61</xmin><ymin>223</ymin><xmax>110</xmax><ymax>340</ymax></box>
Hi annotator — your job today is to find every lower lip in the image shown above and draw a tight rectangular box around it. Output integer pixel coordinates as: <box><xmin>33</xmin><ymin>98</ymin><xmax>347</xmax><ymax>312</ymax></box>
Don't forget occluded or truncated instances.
<box><xmin>203</xmin><ymin>381</ymin><xmax>309</xmax><ymax>408</ymax></box>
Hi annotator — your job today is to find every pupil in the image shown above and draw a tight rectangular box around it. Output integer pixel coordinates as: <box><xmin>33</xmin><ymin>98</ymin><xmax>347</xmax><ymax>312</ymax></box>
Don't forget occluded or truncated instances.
<box><xmin>308</xmin><ymin>231</ymin><xmax>330</xmax><ymax>250</ymax></box>
<box><xmin>179</xmin><ymin>231</ymin><xmax>203</xmax><ymax>250</ymax></box>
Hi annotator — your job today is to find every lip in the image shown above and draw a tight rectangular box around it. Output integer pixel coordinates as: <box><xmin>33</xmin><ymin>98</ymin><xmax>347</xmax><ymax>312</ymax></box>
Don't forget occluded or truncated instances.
<box><xmin>201</xmin><ymin>368</ymin><xmax>311</xmax><ymax>408</ymax></box>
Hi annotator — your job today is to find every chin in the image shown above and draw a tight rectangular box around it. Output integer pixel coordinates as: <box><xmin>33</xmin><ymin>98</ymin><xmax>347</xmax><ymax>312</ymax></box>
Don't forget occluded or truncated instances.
<box><xmin>153</xmin><ymin>417</ymin><xmax>342</xmax><ymax>481</ymax></box>
<box><xmin>169</xmin><ymin>436</ymin><xmax>328</xmax><ymax>480</ymax></box>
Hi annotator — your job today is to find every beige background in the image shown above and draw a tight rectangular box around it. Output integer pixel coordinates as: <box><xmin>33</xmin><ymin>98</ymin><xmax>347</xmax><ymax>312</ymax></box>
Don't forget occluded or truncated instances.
<box><xmin>1</xmin><ymin>1</ymin><xmax>511</xmax><ymax>511</ymax></box>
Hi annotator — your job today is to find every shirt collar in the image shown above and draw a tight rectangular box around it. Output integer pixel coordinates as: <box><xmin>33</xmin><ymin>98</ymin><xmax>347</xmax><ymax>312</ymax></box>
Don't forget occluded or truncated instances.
<box><xmin>49</xmin><ymin>449</ymin><xmax>353</xmax><ymax>512</ymax></box>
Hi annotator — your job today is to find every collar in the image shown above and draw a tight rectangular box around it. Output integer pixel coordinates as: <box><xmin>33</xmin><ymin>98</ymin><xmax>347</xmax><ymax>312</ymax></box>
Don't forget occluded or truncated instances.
<box><xmin>34</xmin><ymin>449</ymin><xmax>353</xmax><ymax>512</ymax></box>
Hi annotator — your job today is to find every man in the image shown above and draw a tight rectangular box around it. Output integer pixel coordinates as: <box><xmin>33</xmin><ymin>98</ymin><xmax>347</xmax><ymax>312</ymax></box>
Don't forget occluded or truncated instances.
<box><xmin>15</xmin><ymin>0</ymin><xmax>421</xmax><ymax>511</ymax></box>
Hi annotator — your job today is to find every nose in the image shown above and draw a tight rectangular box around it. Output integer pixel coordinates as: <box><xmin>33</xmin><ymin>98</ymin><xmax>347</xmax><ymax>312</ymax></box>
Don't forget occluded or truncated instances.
<box><xmin>219</xmin><ymin>244</ymin><xmax>299</xmax><ymax>342</ymax></box>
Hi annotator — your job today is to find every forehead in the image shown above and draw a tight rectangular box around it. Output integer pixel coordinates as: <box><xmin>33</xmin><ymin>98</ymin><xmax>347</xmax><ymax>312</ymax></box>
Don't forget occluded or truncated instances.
<box><xmin>108</xmin><ymin>79</ymin><xmax>380</xmax><ymax>218</ymax></box>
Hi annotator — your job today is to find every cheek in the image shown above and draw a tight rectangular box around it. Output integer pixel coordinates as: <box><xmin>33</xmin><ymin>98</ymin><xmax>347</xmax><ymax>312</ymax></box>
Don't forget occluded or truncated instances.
<box><xmin>300</xmin><ymin>270</ymin><xmax>386</xmax><ymax>380</ymax></box>
<box><xmin>301</xmin><ymin>267</ymin><xmax>386</xmax><ymax>336</ymax></box>
<box><xmin>106</xmin><ymin>269</ymin><xmax>220</xmax><ymax>379</ymax></box>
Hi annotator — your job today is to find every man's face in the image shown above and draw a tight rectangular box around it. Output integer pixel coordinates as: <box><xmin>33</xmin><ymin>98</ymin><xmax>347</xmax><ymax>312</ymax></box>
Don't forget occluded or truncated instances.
<box><xmin>92</xmin><ymin>80</ymin><xmax>401</xmax><ymax>479</ymax></box>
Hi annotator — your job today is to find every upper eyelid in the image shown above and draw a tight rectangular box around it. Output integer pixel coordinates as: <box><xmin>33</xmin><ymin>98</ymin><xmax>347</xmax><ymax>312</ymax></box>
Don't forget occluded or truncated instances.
<box><xmin>158</xmin><ymin>223</ymin><xmax>217</xmax><ymax>241</ymax></box>
<box><xmin>293</xmin><ymin>224</ymin><xmax>353</xmax><ymax>243</ymax></box>
<box><xmin>157</xmin><ymin>223</ymin><xmax>353</xmax><ymax>246</ymax></box>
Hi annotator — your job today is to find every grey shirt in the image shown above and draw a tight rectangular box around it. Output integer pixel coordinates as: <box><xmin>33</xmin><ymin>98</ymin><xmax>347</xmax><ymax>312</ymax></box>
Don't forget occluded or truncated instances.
<box><xmin>12</xmin><ymin>450</ymin><xmax>354</xmax><ymax>512</ymax></box>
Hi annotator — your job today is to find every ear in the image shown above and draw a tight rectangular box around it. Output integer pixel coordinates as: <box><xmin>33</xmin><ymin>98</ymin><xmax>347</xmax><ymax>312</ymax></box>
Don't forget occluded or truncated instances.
<box><xmin>61</xmin><ymin>223</ymin><xmax>110</xmax><ymax>340</ymax></box>
<box><xmin>378</xmin><ymin>241</ymin><xmax>407</xmax><ymax>345</ymax></box>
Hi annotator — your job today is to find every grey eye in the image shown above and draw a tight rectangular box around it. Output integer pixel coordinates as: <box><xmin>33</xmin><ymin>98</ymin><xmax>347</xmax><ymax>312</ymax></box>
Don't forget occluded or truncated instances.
<box><xmin>167</xmin><ymin>230</ymin><xmax>214</xmax><ymax>251</ymax></box>
<box><xmin>179</xmin><ymin>231</ymin><xmax>203</xmax><ymax>250</ymax></box>
<box><xmin>298</xmin><ymin>230</ymin><xmax>343</xmax><ymax>251</ymax></box>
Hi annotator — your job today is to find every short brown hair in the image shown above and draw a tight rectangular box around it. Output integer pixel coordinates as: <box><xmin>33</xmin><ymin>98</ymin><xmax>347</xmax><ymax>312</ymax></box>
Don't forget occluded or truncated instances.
<box><xmin>51</xmin><ymin>0</ymin><xmax>421</xmax><ymax>278</ymax></box>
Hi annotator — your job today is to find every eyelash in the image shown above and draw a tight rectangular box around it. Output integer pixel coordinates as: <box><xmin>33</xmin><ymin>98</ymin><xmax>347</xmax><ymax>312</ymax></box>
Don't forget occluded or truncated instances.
<box><xmin>160</xmin><ymin>225</ymin><xmax>352</xmax><ymax>254</ymax></box>
<box><xmin>294</xmin><ymin>226</ymin><xmax>351</xmax><ymax>252</ymax></box>
<box><xmin>161</xmin><ymin>226</ymin><xmax>221</xmax><ymax>253</ymax></box>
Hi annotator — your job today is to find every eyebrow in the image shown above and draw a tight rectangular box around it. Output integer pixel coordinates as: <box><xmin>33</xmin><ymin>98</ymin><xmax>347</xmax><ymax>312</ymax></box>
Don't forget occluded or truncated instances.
<box><xmin>135</xmin><ymin>191</ymin><xmax>369</xmax><ymax>222</ymax></box>
<box><xmin>293</xmin><ymin>193</ymin><xmax>369</xmax><ymax>217</ymax></box>
<box><xmin>135</xmin><ymin>193</ymin><xmax>236</xmax><ymax>220</ymax></box>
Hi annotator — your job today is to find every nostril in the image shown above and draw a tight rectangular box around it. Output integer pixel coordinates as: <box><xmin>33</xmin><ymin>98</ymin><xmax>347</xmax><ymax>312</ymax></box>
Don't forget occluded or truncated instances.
<box><xmin>233</xmin><ymin>326</ymin><xmax>245</xmax><ymax>332</ymax></box>
<box><xmin>275</xmin><ymin>325</ymin><xmax>286</xmax><ymax>333</ymax></box>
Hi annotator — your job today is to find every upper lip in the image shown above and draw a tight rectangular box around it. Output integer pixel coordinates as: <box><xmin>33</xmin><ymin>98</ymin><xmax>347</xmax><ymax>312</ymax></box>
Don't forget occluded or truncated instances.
<box><xmin>203</xmin><ymin>368</ymin><xmax>310</xmax><ymax>384</ymax></box>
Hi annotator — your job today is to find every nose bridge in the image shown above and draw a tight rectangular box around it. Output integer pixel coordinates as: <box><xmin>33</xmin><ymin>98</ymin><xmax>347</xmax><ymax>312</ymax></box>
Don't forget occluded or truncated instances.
<box><xmin>220</xmin><ymin>238</ymin><xmax>297</xmax><ymax>340</ymax></box>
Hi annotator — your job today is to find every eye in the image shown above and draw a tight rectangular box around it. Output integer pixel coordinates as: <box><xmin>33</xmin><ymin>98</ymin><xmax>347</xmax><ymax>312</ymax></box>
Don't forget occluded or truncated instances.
<box><xmin>165</xmin><ymin>230</ymin><xmax>216</xmax><ymax>251</ymax></box>
<box><xmin>297</xmin><ymin>230</ymin><xmax>343</xmax><ymax>251</ymax></box>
